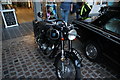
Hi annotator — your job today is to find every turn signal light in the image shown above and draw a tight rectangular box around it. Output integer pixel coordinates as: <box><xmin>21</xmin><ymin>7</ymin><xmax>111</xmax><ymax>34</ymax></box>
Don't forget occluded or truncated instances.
<box><xmin>74</xmin><ymin>38</ymin><xmax>77</xmax><ymax>40</ymax></box>
<box><xmin>61</xmin><ymin>38</ymin><xmax>64</xmax><ymax>41</ymax></box>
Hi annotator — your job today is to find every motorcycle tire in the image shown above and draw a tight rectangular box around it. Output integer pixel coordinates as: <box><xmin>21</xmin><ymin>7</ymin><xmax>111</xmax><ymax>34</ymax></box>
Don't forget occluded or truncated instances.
<box><xmin>55</xmin><ymin>52</ymin><xmax>81</xmax><ymax>80</ymax></box>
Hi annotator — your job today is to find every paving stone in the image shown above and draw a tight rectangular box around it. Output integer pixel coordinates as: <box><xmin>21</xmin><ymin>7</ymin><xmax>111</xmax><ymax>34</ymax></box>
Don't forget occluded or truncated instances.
<box><xmin>81</xmin><ymin>71</ymin><xmax>87</xmax><ymax>75</ymax></box>
<box><xmin>88</xmin><ymin>70</ymin><xmax>93</xmax><ymax>73</ymax></box>
<box><xmin>46</xmin><ymin>72</ymin><xmax>53</xmax><ymax>76</ymax></box>
<box><xmin>22</xmin><ymin>65</ymin><xmax>27</xmax><ymax>68</ymax></box>
<box><xmin>95</xmin><ymin>70</ymin><xmax>101</xmax><ymax>74</ymax></box>
<box><xmin>28</xmin><ymin>65</ymin><xmax>34</xmax><ymax>69</ymax></box>
<box><xmin>35</xmin><ymin>65</ymin><xmax>41</xmax><ymax>69</ymax></box>
<box><xmin>20</xmin><ymin>61</ymin><xmax>25</xmax><ymax>64</ymax></box>
<box><xmin>9</xmin><ymin>62</ymin><xmax>13</xmax><ymax>65</ymax></box>
<box><xmin>52</xmin><ymin>68</ymin><xmax>55</xmax><ymax>72</ymax></box>
<box><xmin>16</xmin><ymin>66</ymin><xmax>21</xmax><ymax>69</ymax></box>
<box><xmin>11</xmin><ymin>75</ymin><xmax>17</xmax><ymax>78</ymax></box>
<box><xmin>4</xmin><ymin>74</ymin><xmax>10</xmax><ymax>78</ymax></box>
<box><xmin>10</xmin><ymin>72</ymin><xmax>16</xmax><ymax>76</ymax></box>
<box><xmin>2</xmin><ymin>67</ymin><xmax>8</xmax><ymax>71</ymax></box>
<box><xmin>44</xmin><ymin>69</ymin><xmax>49</xmax><ymax>72</ymax></box>
<box><xmin>32</xmin><ymin>72</ymin><xmax>37</xmax><ymax>76</ymax></box>
<box><xmin>32</xmin><ymin>59</ymin><xmax>37</xmax><ymax>62</ymax></box>
<box><xmin>23</xmin><ymin>67</ymin><xmax>28</xmax><ymax>71</ymax></box>
<box><xmin>46</xmin><ymin>62</ymin><xmax>52</xmax><ymax>66</ymax></box>
<box><xmin>30</xmin><ymin>69</ymin><xmax>36</xmax><ymax>72</ymax></box>
<box><xmin>33</xmin><ymin>75</ymin><xmax>40</xmax><ymax>79</ymax></box>
<box><xmin>9</xmin><ymin>68</ymin><xmax>15</xmax><ymax>72</ymax></box>
<box><xmin>43</xmin><ymin>65</ymin><xmax>47</xmax><ymax>69</ymax></box>
<box><xmin>14</xmin><ymin>59</ymin><xmax>19</xmax><ymax>63</ymax></box>
<box><xmin>25</xmin><ymin>59</ymin><xmax>30</xmax><ymax>62</ymax></box>
<box><xmin>91</xmin><ymin>73</ymin><xmax>98</xmax><ymax>78</ymax></box>
<box><xmin>41</xmin><ymin>73</ymin><xmax>46</xmax><ymax>77</ymax></box>
<box><xmin>2</xmin><ymin>64</ymin><xmax>7</xmax><ymax>68</ymax></box>
<box><xmin>14</xmin><ymin>63</ymin><xmax>20</xmax><ymax>66</ymax></box>
<box><xmin>49</xmin><ymin>65</ymin><xmax>54</xmax><ymax>69</ymax></box>
<box><xmin>18</xmin><ymin>72</ymin><xmax>24</xmax><ymax>76</ymax></box>
<box><xmin>85</xmin><ymin>74</ymin><xmax>91</xmax><ymax>78</ymax></box>
<box><xmin>37</xmin><ymin>69</ymin><xmax>42</xmax><ymax>73</ymax></box>
<box><xmin>91</xmin><ymin>66</ymin><xmax>96</xmax><ymax>70</ymax></box>
<box><xmin>26</xmin><ymin>62</ymin><xmax>32</xmax><ymax>66</ymax></box>
<box><xmin>34</xmin><ymin>62</ymin><xmax>38</xmax><ymax>66</ymax></box>
<box><xmin>18</xmin><ymin>75</ymin><xmax>25</xmax><ymax>78</ymax></box>
<box><xmin>25</xmin><ymin>72</ymin><xmax>30</xmax><ymax>76</ymax></box>
<box><xmin>49</xmin><ymin>75</ymin><xmax>57</xmax><ymax>79</ymax></box>
<box><xmin>38</xmin><ymin>58</ymin><xmax>43</xmax><ymax>62</ymax></box>
<box><xmin>17</xmin><ymin>69</ymin><xmax>23</xmax><ymax>72</ymax></box>
<box><xmin>3</xmin><ymin>70</ymin><xmax>8</xmax><ymax>75</ymax></box>
<box><xmin>39</xmin><ymin>62</ymin><xmax>45</xmax><ymax>65</ymax></box>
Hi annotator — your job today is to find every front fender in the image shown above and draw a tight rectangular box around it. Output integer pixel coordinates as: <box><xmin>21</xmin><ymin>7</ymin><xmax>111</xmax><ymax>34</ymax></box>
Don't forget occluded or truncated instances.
<box><xmin>70</xmin><ymin>48</ymin><xmax>82</xmax><ymax>68</ymax></box>
<box><xmin>54</xmin><ymin>49</ymin><xmax>82</xmax><ymax>68</ymax></box>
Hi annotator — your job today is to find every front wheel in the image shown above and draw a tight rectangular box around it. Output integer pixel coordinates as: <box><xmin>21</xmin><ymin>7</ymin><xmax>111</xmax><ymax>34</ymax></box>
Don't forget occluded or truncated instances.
<box><xmin>56</xmin><ymin>58</ymin><xmax>76</xmax><ymax>80</ymax></box>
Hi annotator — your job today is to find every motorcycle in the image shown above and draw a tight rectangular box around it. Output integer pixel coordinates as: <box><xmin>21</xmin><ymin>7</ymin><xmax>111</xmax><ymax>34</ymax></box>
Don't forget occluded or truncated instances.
<box><xmin>33</xmin><ymin>12</ymin><xmax>82</xmax><ymax>80</ymax></box>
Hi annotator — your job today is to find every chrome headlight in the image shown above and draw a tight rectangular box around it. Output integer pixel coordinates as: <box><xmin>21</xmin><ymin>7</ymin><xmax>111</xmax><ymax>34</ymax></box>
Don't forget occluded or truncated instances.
<box><xmin>68</xmin><ymin>29</ymin><xmax>77</xmax><ymax>40</ymax></box>
<box><xmin>50</xmin><ymin>29</ymin><xmax>60</xmax><ymax>40</ymax></box>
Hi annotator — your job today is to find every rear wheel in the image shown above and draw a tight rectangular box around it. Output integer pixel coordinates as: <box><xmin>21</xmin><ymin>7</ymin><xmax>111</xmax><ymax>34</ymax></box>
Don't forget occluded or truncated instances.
<box><xmin>56</xmin><ymin>58</ymin><xmax>76</xmax><ymax>80</ymax></box>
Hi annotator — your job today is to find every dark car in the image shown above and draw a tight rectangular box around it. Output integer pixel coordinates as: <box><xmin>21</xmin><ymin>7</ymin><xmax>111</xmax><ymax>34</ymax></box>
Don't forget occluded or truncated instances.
<box><xmin>72</xmin><ymin>7</ymin><xmax>120</xmax><ymax>68</ymax></box>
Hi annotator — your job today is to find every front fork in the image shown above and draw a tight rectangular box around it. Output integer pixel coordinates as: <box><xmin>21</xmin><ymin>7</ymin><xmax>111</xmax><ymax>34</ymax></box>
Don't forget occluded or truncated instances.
<box><xmin>69</xmin><ymin>40</ymin><xmax>72</xmax><ymax>52</ymax></box>
<box><xmin>61</xmin><ymin>38</ymin><xmax>73</xmax><ymax>60</ymax></box>
<box><xmin>61</xmin><ymin>38</ymin><xmax>65</xmax><ymax>61</ymax></box>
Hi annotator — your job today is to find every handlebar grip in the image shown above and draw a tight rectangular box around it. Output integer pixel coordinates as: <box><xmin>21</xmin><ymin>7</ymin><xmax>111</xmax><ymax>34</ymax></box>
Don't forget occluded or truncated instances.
<box><xmin>55</xmin><ymin>19</ymin><xmax>64</xmax><ymax>22</ymax></box>
<box><xmin>77</xmin><ymin>35</ymin><xmax>81</xmax><ymax>38</ymax></box>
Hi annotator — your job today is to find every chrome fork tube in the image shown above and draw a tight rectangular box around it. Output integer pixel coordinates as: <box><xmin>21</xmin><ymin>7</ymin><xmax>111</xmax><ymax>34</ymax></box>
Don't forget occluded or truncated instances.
<box><xmin>69</xmin><ymin>40</ymin><xmax>72</xmax><ymax>52</ymax></box>
<box><xmin>61</xmin><ymin>32</ymin><xmax>65</xmax><ymax>72</ymax></box>
<box><xmin>61</xmin><ymin>32</ymin><xmax>65</xmax><ymax>60</ymax></box>
<box><xmin>61</xmin><ymin>39</ymin><xmax>64</xmax><ymax>59</ymax></box>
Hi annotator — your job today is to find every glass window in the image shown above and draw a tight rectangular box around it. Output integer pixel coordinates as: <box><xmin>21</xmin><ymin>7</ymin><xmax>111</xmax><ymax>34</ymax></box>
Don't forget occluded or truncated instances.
<box><xmin>104</xmin><ymin>18</ymin><xmax>120</xmax><ymax>35</ymax></box>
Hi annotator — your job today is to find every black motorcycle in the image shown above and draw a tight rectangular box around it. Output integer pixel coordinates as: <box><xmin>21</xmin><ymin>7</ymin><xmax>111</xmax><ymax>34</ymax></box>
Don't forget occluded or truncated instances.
<box><xmin>33</xmin><ymin>12</ymin><xmax>82</xmax><ymax>80</ymax></box>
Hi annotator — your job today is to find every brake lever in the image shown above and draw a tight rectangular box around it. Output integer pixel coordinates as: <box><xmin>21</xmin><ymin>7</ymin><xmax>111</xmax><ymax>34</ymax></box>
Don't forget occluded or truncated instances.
<box><xmin>74</xmin><ymin>27</ymin><xmax>79</xmax><ymax>30</ymax></box>
<box><xmin>77</xmin><ymin>35</ymin><xmax>81</xmax><ymax>38</ymax></box>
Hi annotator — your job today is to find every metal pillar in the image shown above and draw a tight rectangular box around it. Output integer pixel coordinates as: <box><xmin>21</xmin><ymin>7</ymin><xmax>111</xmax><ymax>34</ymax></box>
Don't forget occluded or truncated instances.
<box><xmin>0</xmin><ymin>3</ymin><xmax>2</xmax><ymax>10</ymax></box>
<box><xmin>33</xmin><ymin>1</ymin><xmax>42</xmax><ymax>21</ymax></box>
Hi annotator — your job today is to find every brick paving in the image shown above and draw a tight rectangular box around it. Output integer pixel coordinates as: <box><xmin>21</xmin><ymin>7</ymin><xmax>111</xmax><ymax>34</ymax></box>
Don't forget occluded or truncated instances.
<box><xmin>2</xmin><ymin>22</ymin><xmax>33</xmax><ymax>41</ymax></box>
<box><xmin>2</xmin><ymin>34</ymin><xmax>56</xmax><ymax>79</ymax></box>
<box><xmin>2</xmin><ymin>33</ymin><xmax>119</xmax><ymax>80</ymax></box>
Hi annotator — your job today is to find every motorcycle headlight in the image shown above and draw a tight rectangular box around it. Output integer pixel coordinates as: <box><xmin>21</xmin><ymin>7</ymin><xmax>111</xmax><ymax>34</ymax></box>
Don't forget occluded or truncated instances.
<box><xmin>68</xmin><ymin>29</ymin><xmax>77</xmax><ymax>40</ymax></box>
<box><xmin>50</xmin><ymin>29</ymin><xmax>60</xmax><ymax>40</ymax></box>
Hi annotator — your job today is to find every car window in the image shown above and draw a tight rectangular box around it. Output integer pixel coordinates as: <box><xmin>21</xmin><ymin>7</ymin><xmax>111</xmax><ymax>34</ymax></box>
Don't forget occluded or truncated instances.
<box><xmin>104</xmin><ymin>18</ymin><xmax>120</xmax><ymax>35</ymax></box>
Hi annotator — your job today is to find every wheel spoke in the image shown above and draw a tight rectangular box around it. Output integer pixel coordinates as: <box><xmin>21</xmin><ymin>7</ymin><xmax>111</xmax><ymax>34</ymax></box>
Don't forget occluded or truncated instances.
<box><xmin>56</xmin><ymin>58</ymin><xmax>76</xmax><ymax>79</ymax></box>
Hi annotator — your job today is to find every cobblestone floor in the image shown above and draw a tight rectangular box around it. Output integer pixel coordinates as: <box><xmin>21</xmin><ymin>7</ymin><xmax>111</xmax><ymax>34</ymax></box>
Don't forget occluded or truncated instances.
<box><xmin>2</xmin><ymin>34</ymin><xmax>119</xmax><ymax>80</ymax></box>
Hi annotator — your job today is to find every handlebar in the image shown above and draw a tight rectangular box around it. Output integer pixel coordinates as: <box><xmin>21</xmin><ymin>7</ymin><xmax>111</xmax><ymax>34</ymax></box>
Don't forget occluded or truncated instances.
<box><xmin>44</xmin><ymin>19</ymin><xmax>67</xmax><ymax>27</ymax></box>
<box><xmin>44</xmin><ymin>19</ymin><xmax>79</xmax><ymax>31</ymax></box>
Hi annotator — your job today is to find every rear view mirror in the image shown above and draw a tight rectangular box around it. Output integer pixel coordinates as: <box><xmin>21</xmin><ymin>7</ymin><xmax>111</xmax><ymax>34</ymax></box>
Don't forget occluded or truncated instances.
<box><xmin>37</xmin><ymin>12</ymin><xmax>43</xmax><ymax>18</ymax></box>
